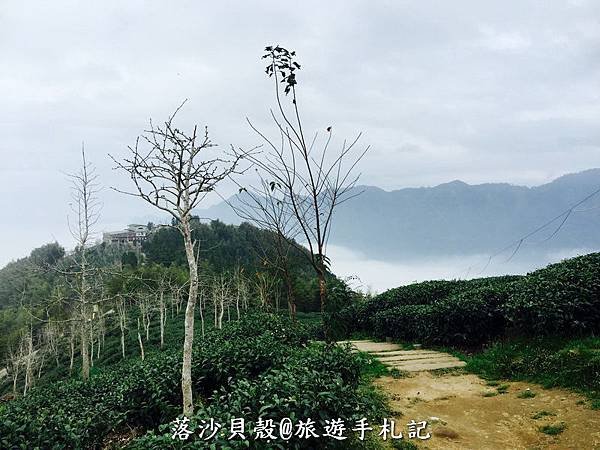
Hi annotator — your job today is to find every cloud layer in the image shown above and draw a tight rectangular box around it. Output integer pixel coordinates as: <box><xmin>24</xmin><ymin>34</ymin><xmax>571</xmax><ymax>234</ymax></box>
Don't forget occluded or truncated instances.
<box><xmin>1</xmin><ymin>0</ymin><xmax>599</xmax><ymax>265</ymax></box>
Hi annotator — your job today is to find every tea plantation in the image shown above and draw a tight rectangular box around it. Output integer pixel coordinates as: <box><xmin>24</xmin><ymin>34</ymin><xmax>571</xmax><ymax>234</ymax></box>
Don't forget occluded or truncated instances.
<box><xmin>337</xmin><ymin>252</ymin><xmax>600</xmax><ymax>403</ymax></box>
<box><xmin>0</xmin><ymin>313</ymin><xmax>386</xmax><ymax>449</ymax></box>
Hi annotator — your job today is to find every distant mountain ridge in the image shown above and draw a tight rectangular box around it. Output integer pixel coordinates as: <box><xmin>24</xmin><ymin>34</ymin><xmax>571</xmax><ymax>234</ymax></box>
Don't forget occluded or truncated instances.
<box><xmin>199</xmin><ymin>169</ymin><xmax>600</xmax><ymax>261</ymax></box>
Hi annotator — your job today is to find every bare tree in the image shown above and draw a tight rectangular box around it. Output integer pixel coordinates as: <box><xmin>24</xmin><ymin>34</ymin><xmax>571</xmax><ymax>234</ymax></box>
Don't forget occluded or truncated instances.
<box><xmin>238</xmin><ymin>47</ymin><xmax>369</xmax><ymax>336</ymax></box>
<box><xmin>67</xmin><ymin>146</ymin><xmax>101</xmax><ymax>380</ymax></box>
<box><xmin>137</xmin><ymin>293</ymin><xmax>152</xmax><ymax>342</ymax></box>
<box><xmin>254</xmin><ymin>271</ymin><xmax>276</xmax><ymax>310</ymax></box>
<box><xmin>197</xmin><ymin>281</ymin><xmax>209</xmax><ymax>338</ymax></box>
<box><xmin>136</xmin><ymin>317</ymin><xmax>145</xmax><ymax>361</ymax></box>
<box><xmin>232</xmin><ymin>266</ymin><xmax>249</xmax><ymax>320</ymax></box>
<box><xmin>42</xmin><ymin>321</ymin><xmax>62</xmax><ymax>368</ymax></box>
<box><xmin>6</xmin><ymin>335</ymin><xmax>26</xmax><ymax>396</ymax></box>
<box><xmin>211</xmin><ymin>274</ymin><xmax>231</xmax><ymax>329</ymax></box>
<box><xmin>22</xmin><ymin>327</ymin><xmax>34</xmax><ymax>395</ymax></box>
<box><xmin>116</xmin><ymin>295</ymin><xmax>129</xmax><ymax>359</ymax></box>
<box><xmin>228</xmin><ymin>182</ymin><xmax>300</xmax><ymax>319</ymax></box>
<box><xmin>112</xmin><ymin>103</ymin><xmax>247</xmax><ymax>415</ymax></box>
<box><xmin>68</xmin><ymin>320</ymin><xmax>76</xmax><ymax>374</ymax></box>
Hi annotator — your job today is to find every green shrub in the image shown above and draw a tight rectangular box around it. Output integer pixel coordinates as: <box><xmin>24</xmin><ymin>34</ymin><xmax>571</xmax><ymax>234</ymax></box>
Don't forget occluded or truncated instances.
<box><xmin>465</xmin><ymin>337</ymin><xmax>600</xmax><ymax>403</ymax></box>
<box><xmin>0</xmin><ymin>350</ymin><xmax>181</xmax><ymax>449</ymax></box>
<box><xmin>129</xmin><ymin>344</ymin><xmax>387</xmax><ymax>449</ymax></box>
<box><xmin>532</xmin><ymin>410</ymin><xmax>555</xmax><ymax>419</ymax></box>
<box><xmin>517</xmin><ymin>389</ymin><xmax>536</xmax><ymax>399</ymax></box>
<box><xmin>539</xmin><ymin>422</ymin><xmax>567</xmax><ymax>435</ymax></box>
<box><xmin>0</xmin><ymin>313</ymin><xmax>313</xmax><ymax>449</ymax></box>
<box><xmin>428</xmin><ymin>282</ymin><xmax>515</xmax><ymax>346</ymax></box>
<box><xmin>347</xmin><ymin>275</ymin><xmax>522</xmax><ymax>345</ymax></box>
<box><xmin>353</xmin><ymin>280</ymin><xmax>468</xmax><ymax>333</ymax></box>
<box><xmin>504</xmin><ymin>253</ymin><xmax>600</xmax><ymax>336</ymax></box>
<box><xmin>373</xmin><ymin>304</ymin><xmax>434</xmax><ymax>341</ymax></box>
<box><xmin>0</xmin><ymin>313</ymin><xmax>386</xmax><ymax>449</ymax></box>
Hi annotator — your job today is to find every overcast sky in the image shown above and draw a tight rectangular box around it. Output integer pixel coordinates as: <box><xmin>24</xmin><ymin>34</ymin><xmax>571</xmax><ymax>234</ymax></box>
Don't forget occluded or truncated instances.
<box><xmin>1</xmin><ymin>0</ymin><xmax>599</xmax><ymax>267</ymax></box>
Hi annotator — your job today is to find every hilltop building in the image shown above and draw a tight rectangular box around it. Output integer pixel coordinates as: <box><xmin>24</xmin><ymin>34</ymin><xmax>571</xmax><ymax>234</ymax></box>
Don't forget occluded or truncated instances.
<box><xmin>102</xmin><ymin>224</ymin><xmax>151</xmax><ymax>248</ymax></box>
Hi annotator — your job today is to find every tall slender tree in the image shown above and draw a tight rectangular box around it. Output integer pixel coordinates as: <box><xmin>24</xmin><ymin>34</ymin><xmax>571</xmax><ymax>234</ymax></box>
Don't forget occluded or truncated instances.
<box><xmin>238</xmin><ymin>46</ymin><xmax>369</xmax><ymax>337</ymax></box>
<box><xmin>112</xmin><ymin>102</ymin><xmax>246</xmax><ymax>415</ymax></box>
<box><xmin>68</xmin><ymin>146</ymin><xmax>101</xmax><ymax>380</ymax></box>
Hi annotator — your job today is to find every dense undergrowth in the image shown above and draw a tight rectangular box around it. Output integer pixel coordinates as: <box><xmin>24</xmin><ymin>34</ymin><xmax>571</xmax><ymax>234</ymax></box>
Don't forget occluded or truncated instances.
<box><xmin>0</xmin><ymin>313</ymin><xmax>386</xmax><ymax>449</ymax></box>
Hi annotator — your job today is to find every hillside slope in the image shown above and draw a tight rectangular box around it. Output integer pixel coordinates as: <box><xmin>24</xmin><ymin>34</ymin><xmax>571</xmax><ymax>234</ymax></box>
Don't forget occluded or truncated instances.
<box><xmin>201</xmin><ymin>169</ymin><xmax>600</xmax><ymax>261</ymax></box>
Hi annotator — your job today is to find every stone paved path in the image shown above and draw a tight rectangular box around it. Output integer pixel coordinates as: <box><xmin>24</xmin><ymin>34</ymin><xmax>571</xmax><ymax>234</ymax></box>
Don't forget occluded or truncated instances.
<box><xmin>342</xmin><ymin>340</ymin><xmax>466</xmax><ymax>372</ymax></box>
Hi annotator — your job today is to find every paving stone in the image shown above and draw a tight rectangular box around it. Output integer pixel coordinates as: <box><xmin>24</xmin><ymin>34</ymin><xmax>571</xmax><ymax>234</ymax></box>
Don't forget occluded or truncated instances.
<box><xmin>342</xmin><ymin>340</ymin><xmax>466</xmax><ymax>373</ymax></box>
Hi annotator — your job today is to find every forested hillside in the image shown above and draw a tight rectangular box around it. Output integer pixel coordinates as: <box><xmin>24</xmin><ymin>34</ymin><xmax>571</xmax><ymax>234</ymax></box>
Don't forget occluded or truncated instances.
<box><xmin>0</xmin><ymin>219</ymin><xmax>329</xmax><ymax>366</ymax></box>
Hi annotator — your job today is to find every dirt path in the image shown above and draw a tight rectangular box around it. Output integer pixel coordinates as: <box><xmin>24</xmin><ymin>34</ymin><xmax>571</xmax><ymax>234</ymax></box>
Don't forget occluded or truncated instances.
<box><xmin>345</xmin><ymin>340</ymin><xmax>600</xmax><ymax>449</ymax></box>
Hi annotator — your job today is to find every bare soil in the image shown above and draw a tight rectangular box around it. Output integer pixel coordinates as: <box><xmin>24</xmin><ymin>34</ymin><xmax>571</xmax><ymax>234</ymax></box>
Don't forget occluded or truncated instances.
<box><xmin>376</xmin><ymin>371</ymin><xmax>600</xmax><ymax>449</ymax></box>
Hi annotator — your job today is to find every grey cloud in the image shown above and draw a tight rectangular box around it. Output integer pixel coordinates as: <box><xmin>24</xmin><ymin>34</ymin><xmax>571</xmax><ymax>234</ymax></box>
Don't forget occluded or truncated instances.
<box><xmin>1</xmin><ymin>0</ymin><xmax>599</xmax><ymax>265</ymax></box>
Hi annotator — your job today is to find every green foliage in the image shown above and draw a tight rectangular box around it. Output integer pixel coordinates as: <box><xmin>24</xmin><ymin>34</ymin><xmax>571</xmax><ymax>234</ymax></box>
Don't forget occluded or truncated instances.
<box><xmin>354</xmin><ymin>352</ymin><xmax>390</xmax><ymax>380</ymax></box>
<box><xmin>340</xmin><ymin>252</ymin><xmax>600</xmax><ymax>347</ymax></box>
<box><xmin>0</xmin><ymin>242</ymin><xmax>65</xmax><ymax>309</ymax></box>
<box><xmin>503</xmin><ymin>253</ymin><xmax>600</xmax><ymax>336</ymax></box>
<box><xmin>143</xmin><ymin>220</ymin><xmax>311</xmax><ymax>277</ymax></box>
<box><xmin>347</xmin><ymin>276</ymin><xmax>521</xmax><ymax>344</ymax></box>
<box><xmin>131</xmin><ymin>343</ymin><xmax>386</xmax><ymax>449</ymax></box>
<box><xmin>465</xmin><ymin>336</ymin><xmax>600</xmax><ymax>404</ymax></box>
<box><xmin>322</xmin><ymin>278</ymin><xmax>360</xmax><ymax>340</ymax></box>
<box><xmin>539</xmin><ymin>422</ymin><xmax>567</xmax><ymax>436</ymax></box>
<box><xmin>373</xmin><ymin>304</ymin><xmax>433</xmax><ymax>342</ymax></box>
<box><xmin>391</xmin><ymin>440</ymin><xmax>419</xmax><ymax>450</ymax></box>
<box><xmin>531</xmin><ymin>410</ymin><xmax>555</xmax><ymax>419</ymax></box>
<box><xmin>517</xmin><ymin>389</ymin><xmax>536</xmax><ymax>399</ymax></box>
<box><xmin>121</xmin><ymin>250</ymin><xmax>139</xmax><ymax>268</ymax></box>
<box><xmin>0</xmin><ymin>313</ymin><xmax>385</xmax><ymax>449</ymax></box>
<box><xmin>0</xmin><ymin>351</ymin><xmax>181</xmax><ymax>449</ymax></box>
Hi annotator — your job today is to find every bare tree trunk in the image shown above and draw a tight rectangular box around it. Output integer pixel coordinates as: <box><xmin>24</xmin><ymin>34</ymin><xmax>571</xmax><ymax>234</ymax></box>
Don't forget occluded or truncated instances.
<box><xmin>12</xmin><ymin>367</ymin><xmax>19</xmax><ymax>395</ymax></box>
<box><xmin>112</xmin><ymin>106</ymin><xmax>243</xmax><ymax>417</ymax></box>
<box><xmin>213</xmin><ymin>297</ymin><xmax>217</xmax><ymax>328</ymax></box>
<box><xmin>37</xmin><ymin>353</ymin><xmax>45</xmax><ymax>379</ymax></box>
<box><xmin>318</xmin><ymin>268</ymin><xmax>329</xmax><ymax>340</ymax></box>
<box><xmin>159</xmin><ymin>291</ymin><xmax>165</xmax><ymax>348</ymax></box>
<box><xmin>23</xmin><ymin>332</ymin><xmax>33</xmax><ymax>396</ymax></box>
<box><xmin>81</xmin><ymin>322</ymin><xmax>90</xmax><ymax>380</ymax></box>
<box><xmin>284</xmin><ymin>267</ymin><xmax>296</xmax><ymax>320</ymax></box>
<box><xmin>199</xmin><ymin>289</ymin><xmax>205</xmax><ymax>339</ymax></box>
<box><xmin>96</xmin><ymin>314</ymin><xmax>104</xmax><ymax>360</ymax></box>
<box><xmin>69</xmin><ymin>332</ymin><xmax>75</xmax><ymax>375</ymax></box>
<box><xmin>181</xmin><ymin>218</ymin><xmax>198</xmax><ymax>416</ymax></box>
<box><xmin>96</xmin><ymin>333</ymin><xmax>101</xmax><ymax>360</ymax></box>
<box><xmin>218</xmin><ymin>294</ymin><xmax>224</xmax><ymax>329</ymax></box>
<box><xmin>121</xmin><ymin>331</ymin><xmax>126</xmax><ymax>359</ymax></box>
<box><xmin>117</xmin><ymin>297</ymin><xmax>127</xmax><ymax>359</ymax></box>
<box><xmin>89</xmin><ymin>325</ymin><xmax>94</xmax><ymax>368</ymax></box>
<box><xmin>137</xmin><ymin>317</ymin><xmax>145</xmax><ymax>361</ymax></box>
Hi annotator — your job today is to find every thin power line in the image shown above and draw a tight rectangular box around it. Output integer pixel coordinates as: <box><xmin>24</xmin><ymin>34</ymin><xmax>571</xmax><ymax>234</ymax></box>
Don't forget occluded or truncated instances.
<box><xmin>458</xmin><ymin>184</ymin><xmax>600</xmax><ymax>279</ymax></box>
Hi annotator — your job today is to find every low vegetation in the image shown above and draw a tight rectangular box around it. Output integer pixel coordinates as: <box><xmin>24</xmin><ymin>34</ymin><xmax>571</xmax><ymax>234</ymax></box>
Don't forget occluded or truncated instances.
<box><xmin>338</xmin><ymin>253</ymin><xmax>600</xmax><ymax>406</ymax></box>
<box><xmin>539</xmin><ymin>422</ymin><xmax>567</xmax><ymax>436</ymax></box>
<box><xmin>342</xmin><ymin>253</ymin><xmax>600</xmax><ymax>346</ymax></box>
<box><xmin>465</xmin><ymin>336</ymin><xmax>600</xmax><ymax>404</ymax></box>
<box><xmin>0</xmin><ymin>313</ymin><xmax>386</xmax><ymax>448</ymax></box>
